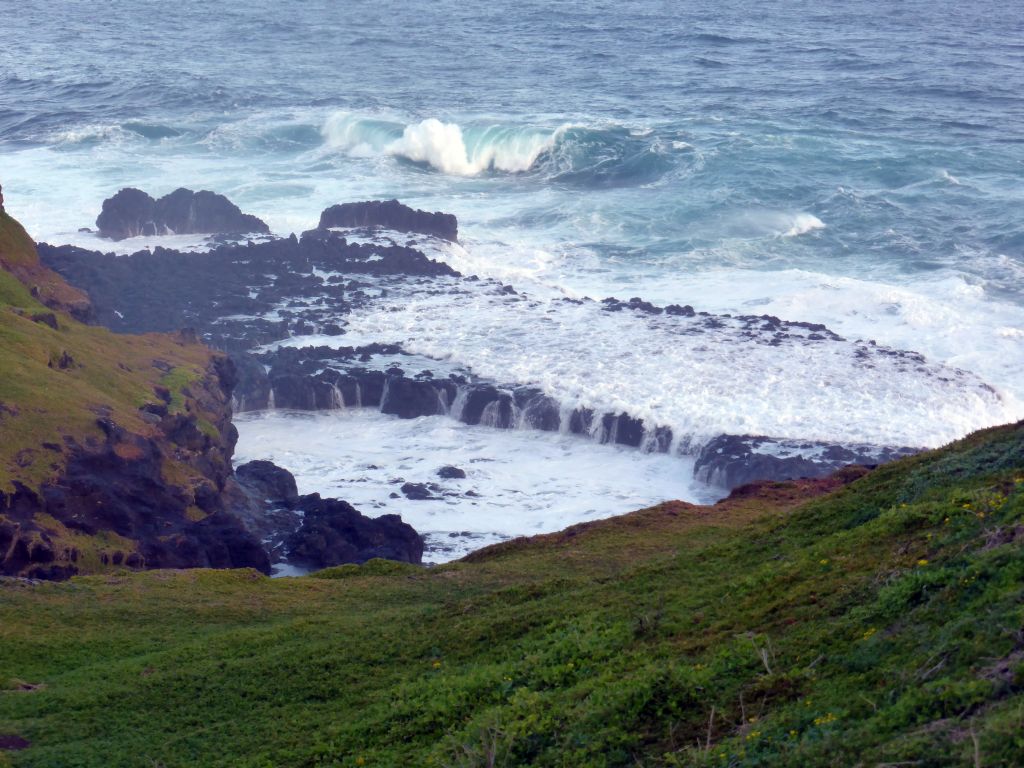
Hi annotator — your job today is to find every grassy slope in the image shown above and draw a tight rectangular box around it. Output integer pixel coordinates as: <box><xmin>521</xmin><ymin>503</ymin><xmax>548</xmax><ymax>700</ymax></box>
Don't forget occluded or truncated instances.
<box><xmin>0</xmin><ymin>211</ymin><xmax>220</xmax><ymax>570</ymax></box>
<box><xmin>0</xmin><ymin>421</ymin><xmax>1021</xmax><ymax>767</ymax></box>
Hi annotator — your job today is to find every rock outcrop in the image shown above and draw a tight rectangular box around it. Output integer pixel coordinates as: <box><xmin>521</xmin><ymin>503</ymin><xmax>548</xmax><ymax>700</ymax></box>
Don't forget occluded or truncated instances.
<box><xmin>41</xmin><ymin>199</ymin><xmax>931</xmax><ymax>492</ymax></box>
<box><xmin>286</xmin><ymin>494</ymin><xmax>423</xmax><ymax>569</ymax></box>
<box><xmin>1</xmin><ymin>201</ymin><xmax>269</xmax><ymax>579</ymax></box>
<box><xmin>96</xmin><ymin>187</ymin><xmax>269</xmax><ymax>240</ymax></box>
<box><xmin>38</xmin><ymin>230</ymin><xmax>457</xmax><ymax>344</ymax></box>
<box><xmin>693</xmin><ymin>434</ymin><xmax>918</xmax><ymax>490</ymax></box>
<box><xmin>0</xmin><ymin>351</ymin><xmax>272</xmax><ymax>578</ymax></box>
<box><xmin>236</xmin><ymin>460</ymin><xmax>299</xmax><ymax>506</ymax></box>
<box><xmin>317</xmin><ymin>199</ymin><xmax>458</xmax><ymax>241</ymax></box>
<box><xmin>0</xmin><ymin>210</ymin><xmax>92</xmax><ymax>322</ymax></box>
<box><xmin>233</xmin><ymin>459</ymin><xmax>424</xmax><ymax>571</ymax></box>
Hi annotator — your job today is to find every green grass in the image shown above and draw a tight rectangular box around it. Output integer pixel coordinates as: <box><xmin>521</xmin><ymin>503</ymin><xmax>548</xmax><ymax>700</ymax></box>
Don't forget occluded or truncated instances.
<box><xmin>0</xmin><ymin>211</ymin><xmax>228</xmax><ymax>574</ymax></box>
<box><xmin>1</xmin><ymin>421</ymin><xmax>1021</xmax><ymax>767</ymax></box>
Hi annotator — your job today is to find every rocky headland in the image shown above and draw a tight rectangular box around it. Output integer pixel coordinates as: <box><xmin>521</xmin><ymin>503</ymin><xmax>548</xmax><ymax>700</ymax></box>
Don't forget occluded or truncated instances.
<box><xmin>0</xmin><ymin>186</ymin><xmax>421</xmax><ymax>579</ymax></box>
<box><xmin>6</xmin><ymin>184</ymin><xmax>993</xmax><ymax>578</ymax></box>
<box><xmin>38</xmin><ymin>191</ymin><xmax>931</xmax><ymax>497</ymax></box>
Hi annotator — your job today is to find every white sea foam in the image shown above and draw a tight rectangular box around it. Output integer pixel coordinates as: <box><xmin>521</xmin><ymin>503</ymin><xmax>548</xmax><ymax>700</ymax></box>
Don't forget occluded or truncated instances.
<box><xmin>49</xmin><ymin>230</ymin><xmax>223</xmax><ymax>255</ymax></box>
<box><xmin>410</xmin><ymin>236</ymin><xmax>1024</xmax><ymax>418</ymax></box>
<box><xmin>4</xmin><ymin>108</ymin><xmax>1021</xmax><ymax>458</ymax></box>
<box><xmin>276</xmin><ymin>273</ymin><xmax>1017</xmax><ymax>450</ymax></box>
<box><xmin>46</xmin><ymin>123</ymin><xmax>135</xmax><ymax>146</ymax></box>
<box><xmin>234</xmin><ymin>409</ymin><xmax>717</xmax><ymax>563</ymax></box>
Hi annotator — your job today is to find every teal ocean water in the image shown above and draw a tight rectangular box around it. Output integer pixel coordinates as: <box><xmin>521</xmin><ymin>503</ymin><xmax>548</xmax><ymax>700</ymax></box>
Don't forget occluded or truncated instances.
<box><xmin>2</xmin><ymin>0</ymin><xmax>1022</xmax><ymax>447</ymax></box>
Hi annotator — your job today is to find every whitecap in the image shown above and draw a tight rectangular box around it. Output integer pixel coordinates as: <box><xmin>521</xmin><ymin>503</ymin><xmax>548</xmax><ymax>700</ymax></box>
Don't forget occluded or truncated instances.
<box><xmin>939</xmin><ymin>169</ymin><xmax>962</xmax><ymax>185</ymax></box>
<box><xmin>320</xmin><ymin>112</ymin><xmax>565</xmax><ymax>176</ymax></box>
<box><xmin>781</xmin><ymin>212</ymin><xmax>826</xmax><ymax>237</ymax></box>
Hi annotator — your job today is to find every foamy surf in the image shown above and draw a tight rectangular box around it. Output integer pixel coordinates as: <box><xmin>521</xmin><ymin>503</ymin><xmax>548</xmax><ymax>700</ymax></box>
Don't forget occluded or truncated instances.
<box><xmin>272</xmin><ymin>271</ymin><xmax>1015</xmax><ymax>451</ymax></box>
<box><xmin>234</xmin><ymin>409</ymin><xmax>719</xmax><ymax>564</ymax></box>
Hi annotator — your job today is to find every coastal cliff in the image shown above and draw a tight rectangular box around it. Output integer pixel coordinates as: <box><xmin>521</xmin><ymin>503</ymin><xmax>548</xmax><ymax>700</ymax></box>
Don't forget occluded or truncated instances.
<box><xmin>0</xmin><ymin>202</ymin><xmax>269</xmax><ymax>578</ymax></box>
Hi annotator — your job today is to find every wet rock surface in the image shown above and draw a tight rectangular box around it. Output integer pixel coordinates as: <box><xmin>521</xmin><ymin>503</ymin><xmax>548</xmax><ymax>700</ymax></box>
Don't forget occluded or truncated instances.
<box><xmin>437</xmin><ymin>465</ymin><xmax>467</xmax><ymax>479</ymax></box>
<box><xmin>38</xmin><ymin>229</ymin><xmax>456</xmax><ymax>349</ymax></box>
<box><xmin>316</xmin><ymin>199</ymin><xmax>458</xmax><ymax>242</ymax></box>
<box><xmin>96</xmin><ymin>187</ymin><xmax>269</xmax><ymax>240</ymax></box>
<box><xmin>236</xmin><ymin>460</ymin><xmax>299</xmax><ymax>506</ymax></box>
<box><xmin>40</xmin><ymin>198</ymin><xmax>936</xmax><ymax>495</ymax></box>
<box><xmin>693</xmin><ymin>435</ymin><xmax>919</xmax><ymax>490</ymax></box>
<box><xmin>233</xmin><ymin>459</ymin><xmax>423</xmax><ymax>570</ymax></box>
<box><xmin>286</xmin><ymin>494</ymin><xmax>423</xmax><ymax>569</ymax></box>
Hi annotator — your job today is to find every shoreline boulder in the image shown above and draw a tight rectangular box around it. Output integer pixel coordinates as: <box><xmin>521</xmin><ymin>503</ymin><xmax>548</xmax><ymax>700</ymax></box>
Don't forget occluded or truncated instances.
<box><xmin>317</xmin><ymin>199</ymin><xmax>458</xmax><ymax>242</ymax></box>
<box><xmin>96</xmin><ymin>187</ymin><xmax>269</xmax><ymax>240</ymax></box>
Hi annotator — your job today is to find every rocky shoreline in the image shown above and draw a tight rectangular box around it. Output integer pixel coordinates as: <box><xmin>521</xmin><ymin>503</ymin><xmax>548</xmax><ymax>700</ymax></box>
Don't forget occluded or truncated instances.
<box><xmin>7</xmin><ymin>185</ymin><xmax>969</xmax><ymax>578</ymax></box>
<box><xmin>41</xmin><ymin>191</ymin><xmax>927</xmax><ymax>492</ymax></box>
<box><xmin>0</xmin><ymin>187</ymin><xmax>426</xmax><ymax>579</ymax></box>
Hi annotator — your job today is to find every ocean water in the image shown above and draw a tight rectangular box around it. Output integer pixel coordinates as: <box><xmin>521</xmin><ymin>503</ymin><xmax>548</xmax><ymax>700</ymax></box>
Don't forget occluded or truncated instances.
<box><xmin>233</xmin><ymin>409</ymin><xmax>717</xmax><ymax>563</ymax></box>
<box><xmin>2</xmin><ymin>0</ymin><xmax>1023</xmax><ymax>545</ymax></box>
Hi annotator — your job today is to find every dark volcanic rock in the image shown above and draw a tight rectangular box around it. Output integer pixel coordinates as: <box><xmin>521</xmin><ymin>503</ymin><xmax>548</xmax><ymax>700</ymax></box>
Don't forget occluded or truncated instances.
<box><xmin>694</xmin><ymin>434</ymin><xmax>919</xmax><ymax>490</ymax></box>
<box><xmin>236</xmin><ymin>460</ymin><xmax>299</xmax><ymax>506</ymax></box>
<box><xmin>286</xmin><ymin>494</ymin><xmax>423</xmax><ymax>568</ymax></box>
<box><xmin>318</xmin><ymin>199</ymin><xmax>458</xmax><ymax>241</ymax></box>
<box><xmin>514</xmin><ymin>387</ymin><xmax>561</xmax><ymax>432</ymax></box>
<box><xmin>380</xmin><ymin>375</ymin><xmax>453</xmax><ymax>419</ymax></box>
<box><xmin>39</xmin><ymin>231</ymin><xmax>456</xmax><ymax>344</ymax></box>
<box><xmin>232</xmin><ymin>458</ymin><xmax>427</xmax><ymax>571</ymax></box>
<box><xmin>184</xmin><ymin>511</ymin><xmax>271</xmax><ymax>571</ymax></box>
<box><xmin>96</xmin><ymin>188</ymin><xmax>158</xmax><ymax>240</ymax></box>
<box><xmin>230</xmin><ymin>352</ymin><xmax>272</xmax><ymax>411</ymax></box>
<box><xmin>95</xmin><ymin>187</ymin><xmax>269</xmax><ymax>240</ymax></box>
<box><xmin>0</xmin><ymin>355</ymin><xmax>272</xmax><ymax>579</ymax></box>
<box><xmin>436</xmin><ymin>465</ymin><xmax>467</xmax><ymax>479</ymax></box>
<box><xmin>153</xmin><ymin>188</ymin><xmax>269</xmax><ymax>237</ymax></box>
<box><xmin>400</xmin><ymin>482</ymin><xmax>437</xmax><ymax>501</ymax></box>
<box><xmin>230</xmin><ymin>460</ymin><xmax>303</xmax><ymax>564</ymax></box>
<box><xmin>458</xmin><ymin>385</ymin><xmax>517</xmax><ymax>428</ymax></box>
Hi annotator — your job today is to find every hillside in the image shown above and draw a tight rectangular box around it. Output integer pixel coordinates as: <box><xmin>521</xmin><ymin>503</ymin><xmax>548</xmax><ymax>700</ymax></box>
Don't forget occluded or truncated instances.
<box><xmin>0</xmin><ymin>207</ymin><xmax>266</xmax><ymax>577</ymax></box>
<box><xmin>1</xmin><ymin>419</ymin><xmax>1021</xmax><ymax>766</ymax></box>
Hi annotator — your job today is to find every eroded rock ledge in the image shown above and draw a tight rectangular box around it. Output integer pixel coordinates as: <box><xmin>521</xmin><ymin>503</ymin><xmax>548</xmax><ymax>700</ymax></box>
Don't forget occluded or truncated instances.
<box><xmin>39</xmin><ymin>195</ymin><xmax>933</xmax><ymax>493</ymax></box>
<box><xmin>317</xmin><ymin>199</ymin><xmax>458</xmax><ymax>242</ymax></box>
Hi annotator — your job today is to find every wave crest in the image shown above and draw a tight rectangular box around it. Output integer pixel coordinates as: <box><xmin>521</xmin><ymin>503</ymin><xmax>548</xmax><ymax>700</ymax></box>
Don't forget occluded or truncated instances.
<box><xmin>320</xmin><ymin>112</ymin><xmax>678</xmax><ymax>185</ymax></box>
<box><xmin>322</xmin><ymin>113</ymin><xmax>561</xmax><ymax>176</ymax></box>
<box><xmin>782</xmin><ymin>213</ymin><xmax>826</xmax><ymax>237</ymax></box>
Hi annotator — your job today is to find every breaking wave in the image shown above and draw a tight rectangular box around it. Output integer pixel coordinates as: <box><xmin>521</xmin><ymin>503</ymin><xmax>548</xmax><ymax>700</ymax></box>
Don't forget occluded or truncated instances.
<box><xmin>320</xmin><ymin>112</ymin><xmax>677</xmax><ymax>185</ymax></box>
